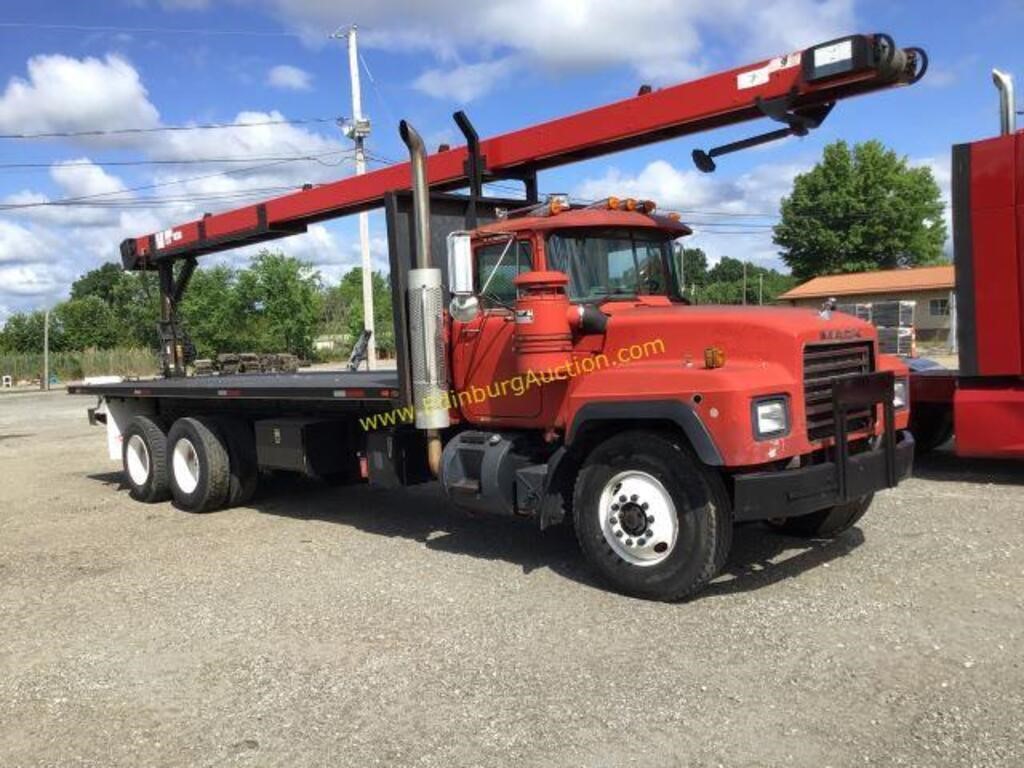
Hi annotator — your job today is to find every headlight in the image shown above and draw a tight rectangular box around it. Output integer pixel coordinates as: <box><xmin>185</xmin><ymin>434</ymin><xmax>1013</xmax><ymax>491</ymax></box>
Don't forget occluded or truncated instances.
<box><xmin>753</xmin><ymin>397</ymin><xmax>790</xmax><ymax>439</ymax></box>
<box><xmin>893</xmin><ymin>377</ymin><xmax>908</xmax><ymax>410</ymax></box>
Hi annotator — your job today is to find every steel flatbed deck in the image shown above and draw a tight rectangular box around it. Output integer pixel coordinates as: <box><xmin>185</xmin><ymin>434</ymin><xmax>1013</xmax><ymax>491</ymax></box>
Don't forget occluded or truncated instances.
<box><xmin>68</xmin><ymin>370</ymin><xmax>401</xmax><ymax>404</ymax></box>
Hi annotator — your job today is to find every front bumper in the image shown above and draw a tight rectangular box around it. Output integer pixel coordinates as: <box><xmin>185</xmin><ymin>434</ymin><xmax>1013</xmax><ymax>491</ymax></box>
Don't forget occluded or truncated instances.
<box><xmin>732</xmin><ymin>430</ymin><xmax>914</xmax><ymax>521</ymax></box>
<box><xmin>733</xmin><ymin>371</ymin><xmax>912</xmax><ymax>522</ymax></box>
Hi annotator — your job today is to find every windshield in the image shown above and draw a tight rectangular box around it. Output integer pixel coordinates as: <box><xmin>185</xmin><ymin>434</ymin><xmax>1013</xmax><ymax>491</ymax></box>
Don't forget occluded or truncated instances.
<box><xmin>546</xmin><ymin>228</ymin><xmax>677</xmax><ymax>301</ymax></box>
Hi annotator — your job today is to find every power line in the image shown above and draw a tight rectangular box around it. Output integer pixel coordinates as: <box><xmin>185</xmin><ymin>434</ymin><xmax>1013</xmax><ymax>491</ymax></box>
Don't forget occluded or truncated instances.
<box><xmin>0</xmin><ymin>21</ymin><xmax>307</xmax><ymax>38</ymax></box>
<box><xmin>0</xmin><ymin>149</ymin><xmax>345</xmax><ymax>211</ymax></box>
<box><xmin>0</xmin><ymin>116</ymin><xmax>346</xmax><ymax>141</ymax></box>
<box><xmin>0</xmin><ymin>151</ymin><xmax>356</xmax><ymax>172</ymax></box>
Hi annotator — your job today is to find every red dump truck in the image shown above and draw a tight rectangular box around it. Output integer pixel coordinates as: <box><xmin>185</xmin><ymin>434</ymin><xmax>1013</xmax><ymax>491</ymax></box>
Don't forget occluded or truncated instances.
<box><xmin>909</xmin><ymin>70</ymin><xmax>1024</xmax><ymax>459</ymax></box>
<box><xmin>71</xmin><ymin>33</ymin><xmax>924</xmax><ymax>600</ymax></box>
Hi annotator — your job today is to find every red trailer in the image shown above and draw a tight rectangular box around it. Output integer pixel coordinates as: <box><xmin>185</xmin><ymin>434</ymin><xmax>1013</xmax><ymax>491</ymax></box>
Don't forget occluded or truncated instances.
<box><xmin>910</xmin><ymin>71</ymin><xmax>1024</xmax><ymax>458</ymax></box>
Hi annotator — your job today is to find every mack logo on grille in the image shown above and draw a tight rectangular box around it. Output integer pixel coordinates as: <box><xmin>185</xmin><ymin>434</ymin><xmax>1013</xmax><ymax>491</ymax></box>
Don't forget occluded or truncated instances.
<box><xmin>820</xmin><ymin>328</ymin><xmax>862</xmax><ymax>340</ymax></box>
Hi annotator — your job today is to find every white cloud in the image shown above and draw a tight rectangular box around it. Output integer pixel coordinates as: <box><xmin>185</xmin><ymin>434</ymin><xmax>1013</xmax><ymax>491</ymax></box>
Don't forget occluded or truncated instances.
<box><xmin>575</xmin><ymin>158</ymin><xmax>809</xmax><ymax>269</ymax></box>
<box><xmin>263</xmin><ymin>0</ymin><xmax>855</xmax><ymax>90</ymax></box>
<box><xmin>0</xmin><ymin>53</ymin><xmax>354</xmax><ymax>317</ymax></box>
<box><xmin>50</xmin><ymin>158</ymin><xmax>128</xmax><ymax>198</ymax></box>
<box><xmin>267</xmin><ymin>64</ymin><xmax>313</xmax><ymax>91</ymax></box>
<box><xmin>413</xmin><ymin>57</ymin><xmax>519</xmax><ymax>103</ymax></box>
<box><xmin>0</xmin><ymin>220</ymin><xmax>60</xmax><ymax>265</ymax></box>
<box><xmin>912</xmin><ymin>155</ymin><xmax>953</xmax><ymax>255</ymax></box>
<box><xmin>0</xmin><ymin>54</ymin><xmax>159</xmax><ymax>145</ymax></box>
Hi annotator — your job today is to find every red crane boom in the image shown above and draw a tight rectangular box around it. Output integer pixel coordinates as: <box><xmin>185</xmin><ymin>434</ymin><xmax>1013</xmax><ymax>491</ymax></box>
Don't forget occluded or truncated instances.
<box><xmin>122</xmin><ymin>33</ymin><xmax>925</xmax><ymax>269</ymax></box>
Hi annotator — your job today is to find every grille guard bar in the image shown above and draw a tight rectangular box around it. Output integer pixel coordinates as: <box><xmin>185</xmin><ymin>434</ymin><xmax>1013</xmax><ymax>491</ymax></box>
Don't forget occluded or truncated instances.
<box><xmin>832</xmin><ymin>371</ymin><xmax>897</xmax><ymax>503</ymax></box>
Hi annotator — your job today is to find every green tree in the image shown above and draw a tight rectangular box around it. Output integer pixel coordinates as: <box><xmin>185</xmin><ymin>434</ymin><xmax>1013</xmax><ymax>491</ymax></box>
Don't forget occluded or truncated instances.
<box><xmin>321</xmin><ymin>268</ymin><xmax>395</xmax><ymax>356</ymax></box>
<box><xmin>707</xmin><ymin>256</ymin><xmax>746</xmax><ymax>284</ymax></box>
<box><xmin>693</xmin><ymin>258</ymin><xmax>796</xmax><ymax>306</ymax></box>
<box><xmin>70</xmin><ymin>262</ymin><xmax>124</xmax><ymax>305</ymax></box>
<box><xmin>774</xmin><ymin>140</ymin><xmax>947</xmax><ymax>281</ymax></box>
<box><xmin>109</xmin><ymin>271</ymin><xmax>161</xmax><ymax>349</ymax></box>
<box><xmin>235</xmin><ymin>251</ymin><xmax>322</xmax><ymax>358</ymax></box>
<box><xmin>0</xmin><ymin>310</ymin><xmax>62</xmax><ymax>353</ymax></box>
<box><xmin>56</xmin><ymin>296</ymin><xmax>120</xmax><ymax>350</ymax></box>
<box><xmin>675</xmin><ymin>246</ymin><xmax>708</xmax><ymax>292</ymax></box>
<box><xmin>179</xmin><ymin>265</ymin><xmax>246</xmax><ymax>358</ymax></box>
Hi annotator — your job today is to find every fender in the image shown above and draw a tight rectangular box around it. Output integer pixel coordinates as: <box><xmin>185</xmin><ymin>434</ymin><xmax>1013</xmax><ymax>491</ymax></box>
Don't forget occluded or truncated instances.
<box><xmin>566</xmin><ymin>399</ymin><xmax>724</xmax><ymax>467</ymax></box>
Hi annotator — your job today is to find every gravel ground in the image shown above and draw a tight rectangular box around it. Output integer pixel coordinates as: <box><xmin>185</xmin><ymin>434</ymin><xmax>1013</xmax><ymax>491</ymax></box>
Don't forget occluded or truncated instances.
<box><xmin>1</xmin><ymin>390</ymin><xmax>1022</xmax><ymax>767</ymax></box>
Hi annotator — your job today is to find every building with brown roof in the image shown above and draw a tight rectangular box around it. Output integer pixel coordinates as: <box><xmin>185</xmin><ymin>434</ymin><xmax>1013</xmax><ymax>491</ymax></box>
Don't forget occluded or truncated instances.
<box><xmin>778</xmin><ymin>264</ymin><xmax>956</xmax><ymax>345</ymax></box>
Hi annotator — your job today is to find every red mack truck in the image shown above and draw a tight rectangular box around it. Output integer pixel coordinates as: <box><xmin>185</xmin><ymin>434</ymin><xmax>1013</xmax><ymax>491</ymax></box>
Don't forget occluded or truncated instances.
<box><xmin>70</xmin><ymin>33</ymin><xmax>925</xmax><ymax>600</ymax></box>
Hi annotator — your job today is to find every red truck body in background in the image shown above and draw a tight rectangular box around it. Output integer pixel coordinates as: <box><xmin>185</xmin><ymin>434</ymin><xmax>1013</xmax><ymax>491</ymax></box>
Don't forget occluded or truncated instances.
<box><xmin>911</xmin><ymin>115</ymin><xmax>1024</xmax><ymax>458</ymax></box>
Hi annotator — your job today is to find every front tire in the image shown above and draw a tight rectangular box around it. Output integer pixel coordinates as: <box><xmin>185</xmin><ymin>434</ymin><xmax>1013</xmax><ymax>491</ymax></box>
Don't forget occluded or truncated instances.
<box><xmin>769</xmin><ymin>494</ymin><xmax>873</xmax><ymax>538</ymax></box>
<box><xmin>122</xmin><ymin>415</ymin><xmax>171</xmax><ymax>503</ymax></box>
<box><xmin>573</xmin><ymin>431</ymin><xmax>732</xmax><ymax>601</ymax></box>
<box><xmin>167</xmin><ymin>417</ymin><xmax>231</xmax><ymax>513</ymax></box>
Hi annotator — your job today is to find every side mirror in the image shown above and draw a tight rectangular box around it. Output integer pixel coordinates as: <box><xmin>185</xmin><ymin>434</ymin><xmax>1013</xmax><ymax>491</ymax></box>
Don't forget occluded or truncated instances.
<box><xmin>446</xmin><ymin>231</ymin><xmax>479</xmax><ymax>322</ymax></box>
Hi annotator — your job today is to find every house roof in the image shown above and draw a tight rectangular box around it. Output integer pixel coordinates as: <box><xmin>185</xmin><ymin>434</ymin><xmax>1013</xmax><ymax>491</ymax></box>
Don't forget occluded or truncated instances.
<box><xmin>778</xmin><ymin>264</ymin><xmax>955</xmax><ymax>300</ymax></box>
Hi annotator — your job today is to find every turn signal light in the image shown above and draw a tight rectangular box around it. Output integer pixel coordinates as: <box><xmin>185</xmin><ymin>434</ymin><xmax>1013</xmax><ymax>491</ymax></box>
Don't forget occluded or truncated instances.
<box><xmin>623</xmin><ymin>198</ymin><xmax>637</xmax><ymax>211</ymax></box>
<box><xmin>667</xmin><ymin>211</ymin><xmax>682</xmax><ymax>221</ymax></box>
<box><xmin>549</xmin><ymin>198</ymin><xmax>568</xmax><ymax>215</ymax></box>
<box><xmin>606</xmin><ymin>196</ymin><xmax>620</xmax><ymax>210</ymax></box>
<box><xmin>704</xmin><ymin>346</ymin><xmax>726</xmax><ymax>369</ymax></box>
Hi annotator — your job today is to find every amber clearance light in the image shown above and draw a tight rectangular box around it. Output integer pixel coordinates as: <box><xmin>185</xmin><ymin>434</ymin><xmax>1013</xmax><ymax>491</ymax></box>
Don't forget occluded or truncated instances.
<box><xmin>704</xmin><ymin>346</ymin><xmax>726</xmax><ymax>369</ymax></box>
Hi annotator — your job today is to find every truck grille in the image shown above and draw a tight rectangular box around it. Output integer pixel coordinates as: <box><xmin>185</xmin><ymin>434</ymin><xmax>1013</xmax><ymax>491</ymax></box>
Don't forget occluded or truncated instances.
<box><xmin>803</xmin><ymin>341</ymin><xmax>874</xmax><ymax>441</ymax></box>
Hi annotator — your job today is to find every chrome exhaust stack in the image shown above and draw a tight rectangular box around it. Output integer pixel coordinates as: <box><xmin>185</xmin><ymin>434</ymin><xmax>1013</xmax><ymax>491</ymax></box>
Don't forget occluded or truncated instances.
<box><xmin>992</xmin><ymin>69</ymin><xmax>1016</xmax><ymax>136</ymax></box>
<box><xmin>399</xmin><ymin>120</ymin><xmax>449</xmax><ymax>475</ymax></box>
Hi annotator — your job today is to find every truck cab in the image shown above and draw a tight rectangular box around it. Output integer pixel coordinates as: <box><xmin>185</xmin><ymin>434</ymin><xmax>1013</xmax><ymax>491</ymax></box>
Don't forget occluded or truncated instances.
<box><xmin>428</xmin><ymin>194</ymin><xmax>913</xmax><ymax>598</ymax></box>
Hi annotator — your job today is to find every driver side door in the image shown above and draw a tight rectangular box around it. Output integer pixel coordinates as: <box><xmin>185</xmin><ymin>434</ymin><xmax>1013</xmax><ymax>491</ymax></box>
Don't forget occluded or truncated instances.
<box><xmin>451</xmin><ymin>238</ymin><xmax>541</xmax><ymax>421</ymax></box>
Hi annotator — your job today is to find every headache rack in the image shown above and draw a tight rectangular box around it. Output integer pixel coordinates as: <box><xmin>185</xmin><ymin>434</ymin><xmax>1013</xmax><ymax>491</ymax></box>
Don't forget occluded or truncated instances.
<box><xmin>803</xmin><ymin>341</ymin><xmax>875</xmax><ymax>440</ymax></box>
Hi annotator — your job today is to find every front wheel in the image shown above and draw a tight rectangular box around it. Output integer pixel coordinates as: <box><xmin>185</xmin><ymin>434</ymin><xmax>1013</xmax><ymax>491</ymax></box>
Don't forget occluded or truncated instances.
<box><xmin>573</xmin><ymin>431</ymin><xmax>732</xmax><ymax>601</ymax></box>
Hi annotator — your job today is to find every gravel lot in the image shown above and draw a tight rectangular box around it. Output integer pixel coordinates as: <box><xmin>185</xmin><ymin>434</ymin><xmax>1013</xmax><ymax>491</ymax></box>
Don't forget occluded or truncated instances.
<box><xmin>1</xmin><ymin>390</ymin><xmax>1022</xmax><ymax>767</ymax></box>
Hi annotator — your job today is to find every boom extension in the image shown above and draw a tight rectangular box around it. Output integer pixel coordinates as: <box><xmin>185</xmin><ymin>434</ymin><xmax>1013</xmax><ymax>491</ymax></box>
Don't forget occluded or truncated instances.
<box><xmin>122</xmin><ymin>32</ymin><xmax>925</xmax><ymax>270</ymax></box>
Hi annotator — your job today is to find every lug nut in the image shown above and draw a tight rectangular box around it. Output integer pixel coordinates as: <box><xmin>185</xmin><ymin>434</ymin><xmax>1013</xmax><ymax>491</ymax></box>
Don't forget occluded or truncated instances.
<box><xmin>646</xmin><ymin>514</ymin><xmax>654</xmax><ymax>523</ymax></box>
<box><xmin>611</xmin><ymin>503</ymin><xmax>620</xmax><ymax>511</ymax></box>
<box><xmin>637</xmin><ymin>539</ymin><xmax>646</xmax><ymax>547</ymax></box>
<box><xmin>615</xmin><ymin>530</ymin><xmax>623</xmax><ymax>538</ymax></box>
<box><xmin>610</xmin><ymin>516</ymin><xmax>618</xmax><ymax>525</ymax></box>
<box><xmin>641</xmin><ymin>502</ymin><xmax>649</xmax><ymax>510</ymax></box>
<box><xmin>619</xmin><ymin>495</ymin><xmax>627</xmax><ymax>503</ymax></box>
<box><xmin>645</xmin><ymin>529</ymin><xmax>653</xmax><ymax>538</ymax></box>
<box><xmin>630</xmin><ymin>494</ymin><xmax>639</xmax><ymax>502</ymax></box>
<box><xmin>625</xmin><ymin>538</ymin><xmax>634</xmax><ymax>546</ymax></box>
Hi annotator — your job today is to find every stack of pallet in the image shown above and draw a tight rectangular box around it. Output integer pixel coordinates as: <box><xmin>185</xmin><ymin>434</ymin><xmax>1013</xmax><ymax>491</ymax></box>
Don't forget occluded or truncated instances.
<box><xmin>837</xmin><ymin>300</ymin><xmax>915</xmax><ymax>355</ymax></box>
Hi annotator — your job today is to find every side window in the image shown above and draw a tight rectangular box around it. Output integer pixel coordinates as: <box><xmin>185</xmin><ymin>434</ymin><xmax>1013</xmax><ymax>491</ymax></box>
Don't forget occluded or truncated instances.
<box><xmin>475</xmin><ymin>240</ymin><xmax>533</xmax><ymax>307</ymax></box>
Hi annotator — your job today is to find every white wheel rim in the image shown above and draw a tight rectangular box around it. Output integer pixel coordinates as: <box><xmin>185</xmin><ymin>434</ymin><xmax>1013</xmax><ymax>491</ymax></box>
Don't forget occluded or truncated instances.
<box><xmin>172</xmin><ymin>437</ymin><xmax>201</xmax><ymax>495</ymax></box>
<box><xmin>125</xmin><ymin>434</ymin><xmax>151</xmax><ymax>487</ymax></box>
<box><xmin>599</xmin><ymin>470</ymin><xmax>679</xmax><ymax>566</ymax></box>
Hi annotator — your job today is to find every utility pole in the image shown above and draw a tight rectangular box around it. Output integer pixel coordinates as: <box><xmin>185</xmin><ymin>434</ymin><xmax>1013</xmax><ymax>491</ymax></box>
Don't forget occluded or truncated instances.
<box><xmin>758</xmin><ymin>273</ymin><xmax>763</xmax><ymax>305</ymax></box>
<box><xmin>42</xmin><ymin>309</ymin><xmax>50</xmax><ymax>391</ymax></box>
<box><xmin>742</xmin><ymin>262</ymin><xmax>747</xmax><ymax>305</ymax></box>
<box><xmin>333</xmin><ymin>24</ymin><xmax>376</xmax><ymax>370</ymax></box>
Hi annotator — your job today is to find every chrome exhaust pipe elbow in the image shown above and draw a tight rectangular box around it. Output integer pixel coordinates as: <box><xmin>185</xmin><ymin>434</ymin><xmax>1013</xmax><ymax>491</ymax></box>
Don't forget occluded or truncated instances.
<box><xmin>993</xmin><ymin>69</ymin><xmax>1016</xmax><ymax>136</ymax></box>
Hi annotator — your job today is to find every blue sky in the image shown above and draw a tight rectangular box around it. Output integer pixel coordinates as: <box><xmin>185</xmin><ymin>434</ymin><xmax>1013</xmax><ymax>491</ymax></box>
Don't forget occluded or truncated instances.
<box><xmin>0</xmin><ymin>0</ymin><xmax>1021</xmax><ymax>321</ymax></box>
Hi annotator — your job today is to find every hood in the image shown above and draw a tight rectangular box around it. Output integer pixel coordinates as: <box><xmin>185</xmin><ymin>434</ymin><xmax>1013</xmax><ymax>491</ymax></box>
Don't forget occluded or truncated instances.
<box><xmin>598</xmin><ymin>300</ymin><xmax>876</xmax><ymax>364</ymax></box>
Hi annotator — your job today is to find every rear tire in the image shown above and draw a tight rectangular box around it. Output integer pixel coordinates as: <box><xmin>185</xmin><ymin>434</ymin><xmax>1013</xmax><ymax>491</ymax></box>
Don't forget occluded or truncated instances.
<box><xmin>122</xmin><ymin>415</ymin><xmax>170</xmax><ymax>503</ymax></box>
<box><xmin>769</xmin><ymin>494</ymin><xmax>873</xmax><ymax>538</ymax></box>
<box><xmin>209</xmin><ymin>416</ymin><xmax>259</xmax><ymax>507</ymax></box>
<box><xmin>573</xmin><ymin>431</ymin><xmax>732</xmax><ymax>601</ymax></box>
<box><xmin>167</xmin><ymin>417</ymin><xmax>230</xmax><ymax>513</ymax></box>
